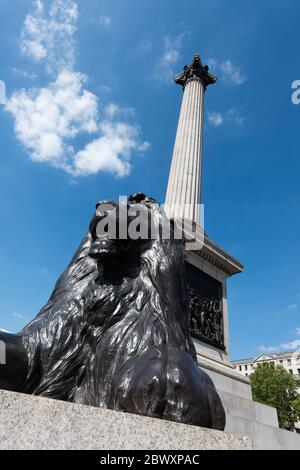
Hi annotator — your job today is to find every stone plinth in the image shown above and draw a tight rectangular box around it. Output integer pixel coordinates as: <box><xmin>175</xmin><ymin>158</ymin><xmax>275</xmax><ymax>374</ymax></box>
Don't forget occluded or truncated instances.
<box><xmin>0</xmin><ymin>390</ymin><xmax>252</xmax><ymax>450</ymax></box>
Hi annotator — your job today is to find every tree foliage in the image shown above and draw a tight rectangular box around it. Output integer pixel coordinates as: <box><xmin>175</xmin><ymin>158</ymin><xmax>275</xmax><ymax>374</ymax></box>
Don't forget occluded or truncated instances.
<box><xmin>251</xmin><ymin>363</ymin><xmax>299</xmax><ymax>428</ymax></box>
<box><xmin>293</xmin><ymin>394</ymin><xmax>300</xmax><ymax>420</ymax></box>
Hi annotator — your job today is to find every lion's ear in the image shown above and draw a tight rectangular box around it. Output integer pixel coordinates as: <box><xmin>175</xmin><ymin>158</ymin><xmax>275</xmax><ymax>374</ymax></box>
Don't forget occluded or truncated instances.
<box><xmin>128</xmin><ymin>193</ymin><xmax>158</xmax><ymax>205</ymax></box>
<box><xmin>128</xmin><ymin>193</ymin><xmax>148</xmax><ymax>204</ymax></box>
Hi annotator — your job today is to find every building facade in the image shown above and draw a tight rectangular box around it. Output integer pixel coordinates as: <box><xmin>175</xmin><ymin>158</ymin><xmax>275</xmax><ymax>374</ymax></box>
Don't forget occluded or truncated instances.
<box><xmin>233</xmin><ymin>350</ymin><xmax>300</xmax><ymax>432</ymax></box>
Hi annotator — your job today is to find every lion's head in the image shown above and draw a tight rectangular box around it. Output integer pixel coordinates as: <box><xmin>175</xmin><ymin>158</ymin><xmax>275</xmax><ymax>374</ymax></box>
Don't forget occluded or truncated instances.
<box><xmin>88</xmin><ymin>193</ymin><xmax>157</xmax><ymax>259</ymax></box>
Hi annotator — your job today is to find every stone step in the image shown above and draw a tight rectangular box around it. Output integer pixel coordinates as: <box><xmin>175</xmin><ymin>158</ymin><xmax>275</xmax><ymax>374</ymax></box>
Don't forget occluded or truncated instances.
<box><xmin>225</xmin><ymin>414</ymin><xmax>300</xmax><ymax>450</ymax></box>
<box><xmin>219</xmin><ymin>390</ymin><xmax>278</xmax><ymax>428</ymax></box>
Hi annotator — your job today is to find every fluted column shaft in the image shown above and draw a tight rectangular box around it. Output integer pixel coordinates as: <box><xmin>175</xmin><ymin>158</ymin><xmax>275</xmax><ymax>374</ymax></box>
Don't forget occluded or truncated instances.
<box><xmin>165</xmin><ymin>78</ymin><xmax>204</xmax><ymax>223</ymax></box>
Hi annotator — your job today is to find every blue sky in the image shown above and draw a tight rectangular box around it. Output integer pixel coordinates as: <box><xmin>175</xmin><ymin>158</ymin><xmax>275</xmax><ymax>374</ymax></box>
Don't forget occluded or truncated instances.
<box><xmin>0</xmin><ymin>0</ymin><xmax>300</xmax><ymax>360</ymax></box>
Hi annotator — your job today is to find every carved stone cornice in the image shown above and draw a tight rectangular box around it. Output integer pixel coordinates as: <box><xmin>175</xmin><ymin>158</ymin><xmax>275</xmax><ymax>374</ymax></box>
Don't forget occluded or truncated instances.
<box><xmin>180</xmin><ymin>220</ymin><xmax>244</xmax><ymax>277</ymax></box>
<box><xmin>174</xmin><ymin>54</ymin><xmax>217</xmax><ymax>89</ymax></box>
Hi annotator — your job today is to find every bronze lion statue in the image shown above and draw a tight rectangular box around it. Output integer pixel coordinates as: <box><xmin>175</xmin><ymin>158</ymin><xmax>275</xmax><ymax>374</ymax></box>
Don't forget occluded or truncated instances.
<box><xmin>0</xmin><ymin>193</ymin><xmax>225</xmax><ymax>430</ymax></box>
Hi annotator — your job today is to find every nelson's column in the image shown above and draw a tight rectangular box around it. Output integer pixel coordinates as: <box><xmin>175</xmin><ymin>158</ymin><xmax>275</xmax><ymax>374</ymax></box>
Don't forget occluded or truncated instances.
<box><xmin>165</xmin><ymin>54</ymin><xmax>252</xmax><ymax>425</ymax></box>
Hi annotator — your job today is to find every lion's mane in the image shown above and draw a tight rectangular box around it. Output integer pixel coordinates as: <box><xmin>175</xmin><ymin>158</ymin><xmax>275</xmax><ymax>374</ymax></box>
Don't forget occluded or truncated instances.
<box><xmin>15</xmin><ymin>195</ymin><xmax>225</xmax><ymax>429</ymax></box>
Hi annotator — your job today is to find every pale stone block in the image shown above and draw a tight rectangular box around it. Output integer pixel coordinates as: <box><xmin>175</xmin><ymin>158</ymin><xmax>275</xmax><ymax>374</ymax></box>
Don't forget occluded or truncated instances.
<box><xmin>201</xmin><ymin>365</ymin><xmax>252</xmax><ymax>400</ymax></box>
<box><xmin>253</xmin><ymin>401</ymin><xmax>278</xmax><ymax>427</ymax></box>
<box><xmin>0</xmin><ymin>390</ymin><xmax>252</xmax><ymax>450</ymax></box>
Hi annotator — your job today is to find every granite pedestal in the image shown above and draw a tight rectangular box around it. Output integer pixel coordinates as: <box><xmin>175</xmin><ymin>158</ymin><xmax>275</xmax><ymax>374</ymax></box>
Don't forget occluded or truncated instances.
<box><xmin>0</xmin><ymin>390</ymin><xmax>252</xmax><ymax>450</ymax></box>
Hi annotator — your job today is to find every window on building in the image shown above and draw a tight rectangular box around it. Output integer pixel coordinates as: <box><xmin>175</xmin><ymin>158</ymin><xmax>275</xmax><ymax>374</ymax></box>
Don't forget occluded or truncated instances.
<box><xmin>287</xmin><ymin>359</ymin><xmax>291</xmax><ymax>366</ymax></box>
<box><xmin>279</xmin><ymin>360</ymin><xmax>283</xmax><ymax>365</ymax></box>
<box><xmin>250</xmin><ymin>364</ymin><xmax>253</xmax><ymax>368</ymax></box>
<box><xmin>239</xmin><ymin>365</ymin><xmax>242</xmax><ymax>371</ymax></box>
<box><xmin>245</xmin><ymin>373</ymin><xmax>248</xmax><ymax>376</ymax></box>
<box><xmin>289</xmin><ymin>369</ymin><xmax>293</xmax><ymax>375</ymax></box>
<box><xmin>297</xmin><ymin>369</ymin><xmax>300</xmax><ymax>375</ymax></box>
<box><xmin>245</xmin><ymin>365</ymin><xmax>248</xmax><ymax>371</ymax></box>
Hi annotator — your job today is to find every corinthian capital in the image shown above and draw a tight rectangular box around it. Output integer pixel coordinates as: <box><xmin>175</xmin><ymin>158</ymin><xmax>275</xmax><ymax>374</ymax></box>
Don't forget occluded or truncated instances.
<box><xmin>174</xmin><ymin>54</ymin><xmax>217</xmax><ymax>89</ymax></box>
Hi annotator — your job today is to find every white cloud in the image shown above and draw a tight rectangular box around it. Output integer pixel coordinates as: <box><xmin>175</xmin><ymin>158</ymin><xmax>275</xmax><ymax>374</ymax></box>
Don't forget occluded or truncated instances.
<box><xmin>227</xmin><ymin>108</ymin><xmax>244</xmax><ymax>125</ymax></box>
<box><xmin>206</xmin><ymin>58</ymin><xmax>218</xmax><ymax>70</ymax></box>
<box><xmin>286</xmin><ymin>303</ymin><xmax>297</xmax><ymax>311</ymax></box>
<box><xmin>162</xmin><ymin>37</ymin><xmax>181</xmax><ymax>67</ymax></box>
<box><xmin>208</xmin><ymin>108</ymin><xmax>244</xmax><ymax>127</ymax></box>
<box><xmin>208</xmin><ymin>112</ymin><xmax>223</xmax><ymax>127</ymax></box>
<box><xmin>0</xmin><ymin>81</ymin><xmax>6</xmax><ymax>105</ymax></box>
<box><xmin>207</xmin><ymin>58</ymin><xmax>246</xmax><ymax>85</ymax></box>
<box><xmin>13</xmin><ymin>313</ymin><xmax>24</xmax><ymax>319</ymax></box>
<box><xmin>137</xmin><ymin>140</ymin><xmax>150</xmax><ymax>152</ymax></box>
<box><xmin>74</xmin><ymin>122</ymin><xmax>148</xmax><ymax>177</ymax></box>
<box><xmin>21</xmin><ymin>0</ymin><xmax>78</xmax><ymax>73</ymax></box>
<box><xmin>7</xmin><ymin>0</ymin><xmax>149</xmax><ymax>178</ymax></box>
<box><xmin>99</xmin><ymin>15</ymin><xmax>111</xmax><ymax>27</ymax></box>
<box><xmin>156</xmin><ymin>32</ymin><xmax>187</xmax><ymax>83</ymax></box>
<box><xmin>105</xmin><ymin>103</ymin><xmax>135</xmax><ymax>119</ymax></box>
<box><xmin>258</xmin><ymin>340</ymin><xmax>300</xmax><ymax>353</ymax></box>
<box><xmin>296</xmin><ymin>328</ymin><xmax>300</xmax><ymax>335</ymax></box>
<box><xmin>220</xmin><ymin>60</ymin><xmax>246</xmax><ymax>85</ymax></box>
<box><xmin>105</xmin><ymin>103</ymin><xmax>120</xmax><ymax>119</ymax></box>
<box><xmin>99</xmin><ymin>85</ymin><xmax>112</xmax><ymax>93</ymax></box>
<box><xmin>257</xmin><ymin>345</ymin><xmax>278</xmax><ymax>354</ymax></box>
<box><xmin>74</xmin><ymin>123</ymin><xmax>131</xmax><ymax>177</ymax></box>
<box><xmin>7</xmin><ymin>70</ymin><xmax>98</xmax><ymax>169</ymax></box>
<box><xmin>12</xmin><ymin>67</ymin><xmax>38</xmax><ymax>80</ymax></box>
<box><xmin>274</xmin><ymin>303</ymin><xmax>298</xmax><ymax>315</ymax></box>
<box><xmin>7</xmin><ymin>70</ymin><xmax>147</xmax><ymax>177</ymax></box>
